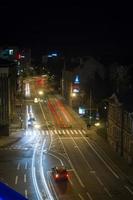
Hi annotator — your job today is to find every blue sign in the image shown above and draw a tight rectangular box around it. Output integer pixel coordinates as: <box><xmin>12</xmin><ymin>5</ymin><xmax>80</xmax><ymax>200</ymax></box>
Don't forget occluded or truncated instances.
<box><xmin>74</xmin><ymin>75</ymin><xmax>80</xmax><ymax>84</ymax></box>
<box><xmin>0</xmin><ymin>182</ymin><xmax>28</xmax><ymax>200</ymax></box>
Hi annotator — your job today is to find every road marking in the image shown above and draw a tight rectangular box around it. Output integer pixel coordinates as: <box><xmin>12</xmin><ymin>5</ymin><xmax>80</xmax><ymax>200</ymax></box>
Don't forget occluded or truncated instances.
<box><xmin>82</xmin><ymin>130</ymin><xmax>86</xmax><ymax>134</ymax></box>
<box><xmin>15</xmin><ymin>176</ymin><xmax>18</xmax><ymax>185</ymax></box>
<box><xmin>125</xmin><ymin>185</ymin><xmax>133</xmax><ymax>195</ymax></box>
<box><xmin>54</xmin><ymin>130</ymin><xmax>58</xmax><ymax>134</ymax></box>
<box><xmin>104</xmin><ymin>187</ymin><xmax>112</xmax><ymax>198</ymax></box>
<box><xmin>87</xmin><ymin>192</ymin><xmax>93</xmax><ymax>200</ymax></box>
<box><xmin>25</xmin><ymin>189</ymin><xmax>28</xmax><ymax>198</ymax></box>
<box><xmin>70</xmin><ymin>130</ymin><xmax>74</xmax><ymax>134</ymax></box>
<box><xmin>24</xmin><ymin>174</ymin><xmax>27</xmax><ymax>183</ymax></box>
<box><xmin>95</xmin><ymin>175</ymin><xmax>103</xmax><ymax>186</ymax></box>
<box><xmin>50</xmin><ymin>130</ymin><xmax>54</xmax><ymax>135</ymax></box>
<box><xmin>25</xmin><ymin>162</ymin><xmax>28</xmax><ymax>170</ymax></box>
<box><xmin>78</xmin><ymin>130</ymin><xmax>82</xmax><ymax>134</ymax></box>
<box><xmin>62</xmin><ymin>130</ymin><xmax>66</xmax><ymax>135</ymax></box>
<box><xmin>68</xmin><ymin>177</ymin><xmax>73</xmax><ymax>185</ymax></box>
<box><xmin>90</xmin><ymin>170</ymin><xmax>95</xmax><ymax>174</ymax></box>
<box><xmin>74</xmin><ymin>130</ymin><xmax>78</xmax><ymax>134</ymax></box>
<box><xmin>78</xmin><ymin>193</ymin><xmax>84</xmax><ymax>200</ymax></box>
<box><xmin>66</xmin><ymin>129</ymin><xmax>70</xmax><ymax>134</ymax></box>
<box><xmin>83</xmin><ymin>137</ymin><xmax>119</xmax><ymax>179</ymax></box>
<box><xmin>48</xmin><ymin>172</ymin><xmax>59</xmax><ymax>200</ymax></box>
<box><xmin>59</xmin><ymin>136</ymin><xmax>85</xmax><ymax>188</ymax></box>
<box><xmin>17</xmin><ymin>163</ymin><xmax>20</xmax><ymax>170</ymax></box>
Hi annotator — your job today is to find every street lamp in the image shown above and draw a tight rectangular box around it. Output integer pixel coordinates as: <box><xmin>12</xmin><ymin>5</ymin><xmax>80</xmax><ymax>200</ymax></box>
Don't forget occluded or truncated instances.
<box><xmin>71</xmin><ymin>92</ymin><xmax>77</xmax><ymax>97</ymax></box>
<box><xmin>38</xmin><ymin>90</ymin><xmax>44</xmax><ymax>95</ymax></box>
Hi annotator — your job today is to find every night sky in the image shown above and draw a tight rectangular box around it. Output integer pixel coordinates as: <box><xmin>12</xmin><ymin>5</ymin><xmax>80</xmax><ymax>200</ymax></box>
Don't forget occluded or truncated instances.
<box><xmin>0</xmin><ymin>2</ymin><xmax>133</xmax><ymax>61</ymax></box>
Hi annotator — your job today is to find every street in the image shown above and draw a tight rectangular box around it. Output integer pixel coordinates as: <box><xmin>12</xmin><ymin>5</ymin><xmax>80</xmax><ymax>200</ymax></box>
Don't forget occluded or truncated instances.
<box><xmin>0</xmin><ymin>77</ymin><xmax>133</xmax><ymax>200</ymax></box>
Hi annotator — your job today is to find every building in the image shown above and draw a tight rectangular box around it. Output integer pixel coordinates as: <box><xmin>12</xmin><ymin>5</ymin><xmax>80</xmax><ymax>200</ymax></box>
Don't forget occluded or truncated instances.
<box><xmin>108</xmin><ymin>92</ymin><xmax>133</xmax><ymax>164</ymax></box>
<box><xmin>0</xmin><ymin>58</ymin><xmax>17</xmax><ymax>135</ymax></box>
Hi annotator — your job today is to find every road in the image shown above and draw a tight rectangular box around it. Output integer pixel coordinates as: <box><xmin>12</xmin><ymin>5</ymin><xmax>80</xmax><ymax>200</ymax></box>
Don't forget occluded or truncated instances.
<box><xmin>0</xmin><ymin>76</ymin><xmax>133</xmax><ymax>200</ymax></box>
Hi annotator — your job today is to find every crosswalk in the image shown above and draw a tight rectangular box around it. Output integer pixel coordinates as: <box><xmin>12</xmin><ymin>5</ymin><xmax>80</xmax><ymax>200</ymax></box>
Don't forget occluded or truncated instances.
<box><xmin>0</xmin><ymin>129</ymin><xmax>88</xmax><ymax>151</ymax></box>
<box><xmin>25</xmin><ymin>129</ymin><xmax>87</xmax><ymax>136</ymax></box>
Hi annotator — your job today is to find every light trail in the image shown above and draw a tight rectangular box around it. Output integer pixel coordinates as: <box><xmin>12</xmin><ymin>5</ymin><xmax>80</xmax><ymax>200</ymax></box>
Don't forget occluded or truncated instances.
<box><xmin>31</xmin><ymin>143</ymin><xmax>43</xmax><ymax>200</ymax></box>
<box><xmin>40</xmin><ymin>138</ymin><xmax>54</xmax><ymax>200</ymax></box>
<box><xmin>25</xmin><ymin>83</ymin><xmax>30</xmax><ymax>97</ymax></box>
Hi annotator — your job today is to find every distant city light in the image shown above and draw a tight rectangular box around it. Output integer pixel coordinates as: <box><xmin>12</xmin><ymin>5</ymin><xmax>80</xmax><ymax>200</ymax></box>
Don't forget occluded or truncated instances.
<box><xmin>79</xmin><ymin>107</ymin><xmax>85</xmax><ymax>115</ymax></box>
<box><xmin>48</xmin><ymin>55</ymin><xmax>52</xmax><ymax>58</ymax></box>
<box><xmin>95</xmin><ymin>122</ymin><xmax>100</xmax><ymax>127</ymax></box>
<box><xmin>74</xmin><ymin>75</ymin><xmax>80</xmax><ymax>84</ymax></box>
<box><xmin>71</xmin><ymin>93</ymin><xmax>77</xmax><ymax>97</ymax></box>
<box><xmin>38</xmin><ymin>90</ymin><xmax>44</xmax><ymax>95</ymax></box>
<box><xmin>9</xmin><ymin>49</ymin><xmax>13</xmax><ymax>55</ymax></box>
<box><xmin>73</xmin><ymin>88</ymin><xmax>79</xmax><ymax>93</ymax></box>
<box><xmin>52</xmin><ymin>53</ymin><xmax>57</xmax><ymax>56</ymax></box>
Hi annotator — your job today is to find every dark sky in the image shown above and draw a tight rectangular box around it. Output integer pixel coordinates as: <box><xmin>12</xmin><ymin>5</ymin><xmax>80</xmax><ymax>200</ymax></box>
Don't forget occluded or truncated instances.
<box><xmin>0</xmin><ymin>2</ymin><xmax>133</xmax><ymax>60</ymax></box>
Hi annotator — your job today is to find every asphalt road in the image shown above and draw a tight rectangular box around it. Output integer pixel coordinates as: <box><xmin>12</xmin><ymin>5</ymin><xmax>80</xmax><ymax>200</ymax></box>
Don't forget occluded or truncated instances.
<box><xmin>0</xmin><ymin>77</ymin><xmax>133</xmax><ymax>200</ymax></box>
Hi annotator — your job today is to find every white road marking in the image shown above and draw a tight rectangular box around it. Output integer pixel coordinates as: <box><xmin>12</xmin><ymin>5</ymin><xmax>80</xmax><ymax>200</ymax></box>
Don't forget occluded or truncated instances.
<box><xmin>54</xmin><ymin>130</ymin><xmax>58</xmax><ymax>134</ymax></box>
<box><xmin>95</xmin><ymin>175</ymin><xmax>103</xmax><ymax>186</ymax></box>
<box><xmin>87</xmin><ymin>192</ymin><xmax>93</xmax><ymax>200</ymax></box>
<box><xmin>25</xmin><ymin>162</ymin><xmax>28</xmax><ymax>170</ymax></box>
<box><xmin>68</xmin><ymin>177</ymin><xmax>73</xmax><ymax>185</ymax></box>
<box><xmin>62</xmin><ymin>130</ymin><xmax>66</xmax><ymax>135</ymax></box>
<box><xmin>25</xmin><ymin>189</ymin><xmax>28</xmax><ymax>198</ymax></box>
<box><xmin>78</xmin><ymin>193</ymin><xmax>84</xmax><ymax>200</ymax></box>
<box><xmin>83</xmin><ymin>137</ymin><xmax>119</xmax><ymax>179</ymax></box>
<box><xmin>78</xmin><ymin>130</ymin><xmax>82</xmax><ymax>134</ymax></box>
<box><xmin>104</xmin><ymin>187</ymin><xmax>112</xmax><ymax>198</ymax></box>
<box><xmin>66</xmin><ymin>130</ymin><xmax>70</xmax><ymax>134</ymax></box>
<box><xmin>59</xmin><ymin>137</ymin><xmax>85</xmax><ymax>187</ymax></box>
<box><xmin>125</xmin><ymin>185</ymin><xmax>133</xmax><ymax>195</ymax></box>
<box><xmin>24</xmin><ymin>174</ymin><xmax>27</xmax><ymax>183</ymax></box>
<box><xmin>82</xmin><ymin>130</ymin><xmax>86</xmax><ymax>134</ymax></box>
<box><xmin>48</xmin><ymin>172</ymin><xmax>59</xmax><ymax>200</ymax></box>
<box><xmin>17</xmin><ymin>163</ymin><xmax>20</xmax><ymax>170</ymax></box>
<box><xmin>15</xmin><ymin>176</ymin><xmax>18</xmax><ymax>185</ymax></box>
<box><xmin>74</xmin><ymin>130</ymin><xmax>78</xmax><ymax>134</ymax></box>
<box><xmin>70</xmin><ymin>130</ymin><xmax>74</xmax><ymax>134</ymax></box>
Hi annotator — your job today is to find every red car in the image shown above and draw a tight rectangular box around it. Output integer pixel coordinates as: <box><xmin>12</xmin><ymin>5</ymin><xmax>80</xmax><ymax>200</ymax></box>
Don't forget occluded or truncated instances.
<box><xmin>52</xmin><ymin>166</ymin><xmax>69</xmax><ymax>181</ymax></box>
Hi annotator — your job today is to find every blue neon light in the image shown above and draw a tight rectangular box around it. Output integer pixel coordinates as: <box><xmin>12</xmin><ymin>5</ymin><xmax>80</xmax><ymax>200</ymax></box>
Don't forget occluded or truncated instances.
<box><xmin>74</xmin><ymin>75</ymin><xmax>80</xmax><ymax>84</ymax></box>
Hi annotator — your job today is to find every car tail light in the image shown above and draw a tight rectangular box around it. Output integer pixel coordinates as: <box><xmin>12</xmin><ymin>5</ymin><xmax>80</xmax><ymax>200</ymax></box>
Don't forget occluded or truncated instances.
<box><xmin>55</xmin><ymin>174</ymin><xmax>59</xmax><ymax>178</ymax></box>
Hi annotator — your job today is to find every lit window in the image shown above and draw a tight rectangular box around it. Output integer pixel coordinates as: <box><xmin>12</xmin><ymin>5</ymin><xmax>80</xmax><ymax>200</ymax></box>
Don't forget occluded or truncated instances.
<box><xmin>9</xmin><ymin>49</ymin><xmax>13</xmax><ymax>55</ymax></box>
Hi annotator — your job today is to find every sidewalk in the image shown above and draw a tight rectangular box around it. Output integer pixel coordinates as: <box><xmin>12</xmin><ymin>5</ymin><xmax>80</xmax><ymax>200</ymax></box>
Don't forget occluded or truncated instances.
<box><xmin>0</xmin><ymin>130</ymin><xmax>24</xmax><ymax>148</ymax></box>
<box><xmin>88</xmin><ymin>126</ymin><xmax>133</xmax><ymax>185</ymax></box>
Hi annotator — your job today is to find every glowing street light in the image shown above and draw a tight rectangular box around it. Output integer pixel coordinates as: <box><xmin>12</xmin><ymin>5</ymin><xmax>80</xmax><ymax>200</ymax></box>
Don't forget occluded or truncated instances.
<box><xmin>38</xmin><ymin>90</ymin><xmax>44</xmax><ymax>95</ymax></box>
<box><xmin>71</xmin><ymin>92</ymin><xmax>77</xmax><ymax>97</ymax></box>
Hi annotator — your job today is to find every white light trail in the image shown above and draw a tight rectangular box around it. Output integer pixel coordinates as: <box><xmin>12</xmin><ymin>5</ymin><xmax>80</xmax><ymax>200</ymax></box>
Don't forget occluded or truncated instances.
<box><xmin>25</xmin><ymin>83</ymin><xmax>30</xmax><ymax>97</ymax></box>
<box><xmin>32</xmin><ymin>144</ymin><xmax>43</xmax><ymax>200</ymax></box>
<box><xmin>40</xmin><ymin>139</ymin><xmax>54</xmax><ymax>200</ymax></box>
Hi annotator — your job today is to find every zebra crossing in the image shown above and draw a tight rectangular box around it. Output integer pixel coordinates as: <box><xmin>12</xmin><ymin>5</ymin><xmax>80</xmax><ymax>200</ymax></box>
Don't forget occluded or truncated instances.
<box><xmin>0</xmin><ymin>129</ymin><xmax>88</xmax><ymax>151</ymax></box>
<box><xmin>25</xmin><ymin>129</ymin><xmax>87</xmax><ymax>136</ymax></box>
